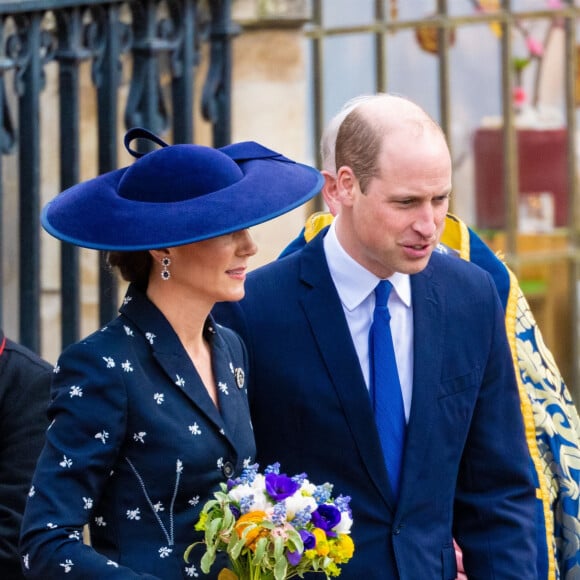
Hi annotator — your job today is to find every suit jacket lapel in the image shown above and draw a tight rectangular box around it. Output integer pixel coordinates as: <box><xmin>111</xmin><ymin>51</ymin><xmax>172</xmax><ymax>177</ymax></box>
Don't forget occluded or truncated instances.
<box><xmin>298</xmin><ymin>234</ymin><xmax>395</xmax><ymax>511</ymax></box>
<box><xmin>398</xmin><ymin>261</ymin><xmax>444</xmax><ymax>506</ymax></box>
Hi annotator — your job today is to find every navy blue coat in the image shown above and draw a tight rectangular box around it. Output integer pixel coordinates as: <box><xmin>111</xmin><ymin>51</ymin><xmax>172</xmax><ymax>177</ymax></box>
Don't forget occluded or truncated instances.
<box><xmin>20</xmin><ymin>284</ymin><xmax>256</xmax><ymax>579</ymax></box>
<box><xmin>0</xmin><ymin>331</ymin><xmax>51</xmax><ymax>580</ymax></box>
<box><xmin>214</xmin><ymin>230</ymin><xmax>537</xmax><ymax>579</ymax></box>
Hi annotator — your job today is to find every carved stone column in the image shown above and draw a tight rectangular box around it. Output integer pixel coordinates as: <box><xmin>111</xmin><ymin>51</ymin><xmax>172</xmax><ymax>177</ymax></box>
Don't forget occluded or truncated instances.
<box><xmin>231</xmin><ymin>0</ymin><xmax>313</xmax><ymax>267</ymax></box>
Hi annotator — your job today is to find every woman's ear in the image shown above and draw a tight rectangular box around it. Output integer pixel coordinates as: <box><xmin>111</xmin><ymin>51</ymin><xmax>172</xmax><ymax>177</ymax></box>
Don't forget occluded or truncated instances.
<box><xmin>148</xmin><ymin>248</ymin><xmax>169</xmax><ymax>263</ymax></box>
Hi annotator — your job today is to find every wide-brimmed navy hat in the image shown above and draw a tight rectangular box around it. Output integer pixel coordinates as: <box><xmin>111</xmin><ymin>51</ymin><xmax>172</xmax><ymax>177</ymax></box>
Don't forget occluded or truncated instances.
<box><xmin>41</xmin><ymin>128</ymin><xmax>323</xmax><ymax>251</ymax></box>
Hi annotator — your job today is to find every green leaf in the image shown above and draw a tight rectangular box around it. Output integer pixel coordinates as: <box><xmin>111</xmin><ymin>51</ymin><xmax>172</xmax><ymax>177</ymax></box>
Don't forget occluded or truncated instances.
<box><xmin>274</xmin><ymin>553</ymin><xmax>288</xmax><ymax>580</ymax></box>
<box><xmin>201</xmin><ymin>499</ymin><xmax>219</xmax><ymax>515</ymax></box>
<box><xmin>512</xmin><ymin>56</ymin><xmax>531</xmax><ymax>72</ymax></box>
<box><xmin>286</xmin><ymin>529</ymin><xmax>303</xmax><ymax>552</ymax></box>
<box><xmin>183</xmin><ymin>542</ymin><xmax>197</xmax><ymax>563</ymax></box>
<box><xmin>206</xmin><ymin>516</ymin><xmax>224</xmax><ymax>544</ymax></box>
<box><xmin>222</xmin><ymin>506</ymin><xmax>235</xmax><ymax>529</ymax></box>
<box><xmin>253</xmin><ymin>536</ymin><xmax>268</xmax><ymax>565</ymax></box>
<box><xmin>273</xmin><ymin>535</ymin><xmax>284</xmax><ymax>560</ymax></box>
<box><xmin>200</xmin><ymin>550</ymin><xmax>216</xmax><ymax>574</ymax></box>
<box><xmin>228</xmin><ymin>531</ymin><xmax>246</xmax><ymax>560</ymax></box>
<box><xmin>214</xmin><ymin>489</ymin><xmax>230</xmax><ymax>501</ymax></box>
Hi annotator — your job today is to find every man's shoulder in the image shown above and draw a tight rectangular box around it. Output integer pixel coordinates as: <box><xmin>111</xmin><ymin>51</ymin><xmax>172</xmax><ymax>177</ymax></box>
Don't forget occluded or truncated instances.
<box><xmin>425</xmin><ymin>249</ymin><xmax>496</xmax><ymax>300</ymax></box>
<box><xmin>0</xmin><ymin>338</ymin><xmax>52</xmax><ymax>400</ymax></box>
<box><xmin>2</xmin><ymin>338</ymin><xmax>52</xmax><ymax>376</ymax></box>
<box><xmin>429</xmin><ymin>246</ymin><xmax>491</xmax><ymax>278</ymax></box>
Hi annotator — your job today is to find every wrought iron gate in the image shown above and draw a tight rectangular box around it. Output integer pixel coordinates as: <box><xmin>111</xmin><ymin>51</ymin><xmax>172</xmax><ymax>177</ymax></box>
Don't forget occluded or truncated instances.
<box><xmin>0</xmin><ymin>0</ymin><xmax>235</xmax><ymax>354</ymax></box>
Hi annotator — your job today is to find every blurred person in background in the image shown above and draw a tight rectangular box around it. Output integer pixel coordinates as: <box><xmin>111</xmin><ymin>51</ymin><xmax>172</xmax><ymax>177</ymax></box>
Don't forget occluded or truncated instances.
<box><xmin>0</xmin><ymin>329</ymin><xmax>51</xmax><ymax>580</ymax></box>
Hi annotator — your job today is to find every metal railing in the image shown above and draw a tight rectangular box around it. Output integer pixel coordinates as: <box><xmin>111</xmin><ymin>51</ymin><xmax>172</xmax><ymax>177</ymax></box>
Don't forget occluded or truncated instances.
<box><xmin>307</xmin><ymin>0</ymin><xmax>580</xmax><ymax>396</ymax></box>
<box><xmin>0</xmin><ymin>0</ymin><xmax>235</xmax><ymax>354</ymax></box>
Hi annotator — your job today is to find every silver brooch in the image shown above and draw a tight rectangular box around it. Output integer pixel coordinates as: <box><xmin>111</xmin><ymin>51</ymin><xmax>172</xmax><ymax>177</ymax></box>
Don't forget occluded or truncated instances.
<box><xmin>234</xmin><ymin>367</ymin><xmax>245</xmax><ymax>389</ymax></box>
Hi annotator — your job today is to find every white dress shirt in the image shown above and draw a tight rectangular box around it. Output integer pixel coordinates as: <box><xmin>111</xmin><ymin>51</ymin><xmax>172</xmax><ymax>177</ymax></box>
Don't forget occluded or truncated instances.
<box><xmin>323</xmin><ymin>219</ymin><xmax>413</xmax><ymax>421</ymax></box>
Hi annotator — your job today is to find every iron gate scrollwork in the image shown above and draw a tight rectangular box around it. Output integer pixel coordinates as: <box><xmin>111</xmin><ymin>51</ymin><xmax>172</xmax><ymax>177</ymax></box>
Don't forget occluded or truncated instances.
<box><xmin>0</xmin><ymin>0</ymin><xmax>235</xmax><ymax>354</ymax></box>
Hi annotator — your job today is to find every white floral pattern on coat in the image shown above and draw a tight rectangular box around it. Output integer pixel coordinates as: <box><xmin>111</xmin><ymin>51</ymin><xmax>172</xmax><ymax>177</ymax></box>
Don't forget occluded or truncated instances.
<box><xmin>20</xmin><ymin>284</ymin><xmax>256</xmax><ymax>579</ymax></box>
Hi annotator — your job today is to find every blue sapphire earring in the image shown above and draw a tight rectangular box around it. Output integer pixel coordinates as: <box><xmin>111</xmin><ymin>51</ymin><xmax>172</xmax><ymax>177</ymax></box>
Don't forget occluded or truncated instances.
<box><xmin>161</xmin><ymin>256</ymin><xmax>171</xmax><ymax>281</ymax></box>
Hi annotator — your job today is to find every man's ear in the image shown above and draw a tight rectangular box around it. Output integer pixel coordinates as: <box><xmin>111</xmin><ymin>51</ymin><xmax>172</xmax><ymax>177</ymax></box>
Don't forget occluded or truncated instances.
<box><xmin>335</xmin><ymin>166</ymin><xmax>357</xmax><ymax>207</ymax></box>
<box><xmin>320</xmin><ymin>170</ymin><xmax>340</xmax><ymax>217</ymax></box>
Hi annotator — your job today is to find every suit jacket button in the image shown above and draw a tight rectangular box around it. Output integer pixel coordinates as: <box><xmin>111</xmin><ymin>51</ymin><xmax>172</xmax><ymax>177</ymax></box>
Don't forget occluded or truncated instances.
<box><xmin>222</xmin><ymin>461</ymin><xmax>235</xmax><ymax>478</ymax></box>
<box><xmin>393</xmin><ymin>526</ymin><xmax>401</xmax><ymax>535</ymax></box>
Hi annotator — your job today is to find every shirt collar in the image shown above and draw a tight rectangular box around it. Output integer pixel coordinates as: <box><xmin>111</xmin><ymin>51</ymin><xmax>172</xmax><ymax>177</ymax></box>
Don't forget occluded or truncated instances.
<box><xmin>323</xmin><ymin>218</ymin><xmax>411</xmax><ymax>310</ymax></box>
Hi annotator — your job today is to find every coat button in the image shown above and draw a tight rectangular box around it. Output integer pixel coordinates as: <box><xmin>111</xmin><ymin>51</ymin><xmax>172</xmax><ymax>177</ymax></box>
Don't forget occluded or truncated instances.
<box><xmin>393</xmin><ymin>526</ymin><xmax>401</xmax><ymax>535</ymax></box>
<box><xmin>222</xmin><ymin>461</ymin><xmax>235</xmax><ymax>478</ymax></box>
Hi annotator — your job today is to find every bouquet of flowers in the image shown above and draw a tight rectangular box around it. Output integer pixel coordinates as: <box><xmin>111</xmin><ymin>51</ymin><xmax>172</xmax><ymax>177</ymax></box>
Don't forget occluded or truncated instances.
<box><xmin>185</xmin><ymin>463</ymin><xmax>354</xmax><ymax>580</ymax></box>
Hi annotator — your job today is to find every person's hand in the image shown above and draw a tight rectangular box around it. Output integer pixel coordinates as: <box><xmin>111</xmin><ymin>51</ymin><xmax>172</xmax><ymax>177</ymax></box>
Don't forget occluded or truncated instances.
<box><xmin>454</xmin><ymin>539</ymin><xmax>467</xmax><ymax>579</ymax></box>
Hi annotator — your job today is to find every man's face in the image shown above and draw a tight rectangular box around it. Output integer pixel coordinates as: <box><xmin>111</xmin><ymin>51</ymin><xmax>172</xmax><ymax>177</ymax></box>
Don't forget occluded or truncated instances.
<box><xmin>335</xmin><ymin>128</ymin><xmax>452</xmax><ymax>279</ymax></box>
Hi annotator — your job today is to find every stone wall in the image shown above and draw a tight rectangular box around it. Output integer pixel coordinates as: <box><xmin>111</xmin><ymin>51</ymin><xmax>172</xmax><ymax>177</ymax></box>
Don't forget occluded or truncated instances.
<box><xmin>231</xmin><ymin>0</ymin><xmax>315</xmax><ymax>268</ymax></box>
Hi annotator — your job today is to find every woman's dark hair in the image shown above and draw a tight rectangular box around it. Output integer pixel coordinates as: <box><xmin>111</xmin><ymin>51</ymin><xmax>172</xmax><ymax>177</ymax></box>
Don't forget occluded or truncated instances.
<box><xmin>106</xmin><ymin>250</ymin><xmax>152</xmax><ymax>288</ymax></box>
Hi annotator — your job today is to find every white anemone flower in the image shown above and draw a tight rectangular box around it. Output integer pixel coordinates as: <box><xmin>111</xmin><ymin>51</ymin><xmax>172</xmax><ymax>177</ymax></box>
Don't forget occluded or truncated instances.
<box><xmin>285</xmin><ymin>490</ymin><xmax>318</xmax><ymax>519</ymax></box>
<box><xmin>228</xmin><ymin>476</ymin><xmax>272</xmax><ymax>512</ymax></box>
<box><xmin>334</xmin><ymin>510</ymin><xmax>353</xmax><ymax>534</ymax></box>
<box><xmin>300</xmin><ymin>481</ymin><xmax>316</xmax><ymax>496</ymax></box>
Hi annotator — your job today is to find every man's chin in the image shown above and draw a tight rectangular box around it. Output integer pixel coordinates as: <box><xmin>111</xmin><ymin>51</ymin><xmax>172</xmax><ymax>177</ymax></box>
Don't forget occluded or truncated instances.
<box><xmin>402</xmin><ymin>257</ymin><xmax>432</xmax><ymax>275</ymax></box>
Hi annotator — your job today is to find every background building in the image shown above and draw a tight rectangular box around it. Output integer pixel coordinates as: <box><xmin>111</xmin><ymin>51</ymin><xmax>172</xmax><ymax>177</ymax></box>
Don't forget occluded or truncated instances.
<box><xmin>0</xmin><ymin>0</ymin><xmax>578</xmax><ymax>399</ymax></box>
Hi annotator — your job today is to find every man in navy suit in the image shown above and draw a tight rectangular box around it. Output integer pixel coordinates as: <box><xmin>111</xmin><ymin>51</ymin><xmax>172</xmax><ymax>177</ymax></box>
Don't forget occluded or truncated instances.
<box><xmin>215</xmin><ymin>94</ymin><xmax>537</xmax><ymax>578</ymax></box>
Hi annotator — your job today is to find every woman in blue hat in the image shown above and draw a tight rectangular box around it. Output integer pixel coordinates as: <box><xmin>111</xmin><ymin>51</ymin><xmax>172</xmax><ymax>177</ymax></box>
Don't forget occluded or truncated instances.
<box><xmin>19</xmin><ymin>129</ymin><xmax>322</xmax><ymax>579</ymax></box>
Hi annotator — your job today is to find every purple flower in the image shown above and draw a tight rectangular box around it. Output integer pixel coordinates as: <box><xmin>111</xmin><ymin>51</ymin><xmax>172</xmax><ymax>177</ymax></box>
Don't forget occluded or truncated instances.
<box><xmin>286</xmin><ymin>530</ymin><xmax>315</xmax><ymax>566</ymax></box>
<box><xmin>300</xmin><ymin>529</ymin><xmax>316</xmax><ymax>550</ymax></box>
<box><xmin>286</xmin><ymin>549</ymin><xmax>301</xmax><ymax>566</ymax></box>
<box><xmin>311</xmin><ymin>504</ymin><xmax>341</xmax><ymax>536</ymax></box>
<box><xmin>265</xmin><ymin>473</ymin><xmax>300</xmax><ymax>501</ymax></box>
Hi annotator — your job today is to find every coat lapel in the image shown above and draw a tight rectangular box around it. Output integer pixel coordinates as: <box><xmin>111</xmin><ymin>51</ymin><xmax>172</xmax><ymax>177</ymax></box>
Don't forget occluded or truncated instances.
<box><xmin>151</xmin><ymin>347</ymin><xmax>225</xmax><ymax>432</ymax></box>
<box><xmin>211</xmin><ymin>323</ymin><xmax>249</xmax><ymax>446</ymax></box>
<box><xmin>298</xmin><ymin>234</ymin><xmax>395</xmax><ymax>511</ymax></box>
<box><xmin>119</xmin><ymin>285</ymin><xmax>228</xmax><ymax>438</ymax></box>
<box><xmin>397</xmin><ymin>259</ymin><xmax>445</xmax><ymax>506</ymax></box>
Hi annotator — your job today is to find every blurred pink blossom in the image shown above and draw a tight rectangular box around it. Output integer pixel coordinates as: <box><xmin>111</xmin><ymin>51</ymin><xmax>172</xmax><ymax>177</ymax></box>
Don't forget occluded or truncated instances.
<box><xmin>525</xmin><ymin>36</ymin><xmax>544</xmax><ymax>58</ymax></box>
<box><xmin>513</xmin><ymin>86</ymin><xmax>528</xmax><ymax>107</ymax></box>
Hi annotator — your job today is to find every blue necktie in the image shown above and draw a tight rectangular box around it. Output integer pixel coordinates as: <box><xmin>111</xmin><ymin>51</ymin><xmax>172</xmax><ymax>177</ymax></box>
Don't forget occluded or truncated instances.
<box><xmin>369</xmin><ymin>280</ymin><xmax>406</xmax><ymax>498</ymax></box>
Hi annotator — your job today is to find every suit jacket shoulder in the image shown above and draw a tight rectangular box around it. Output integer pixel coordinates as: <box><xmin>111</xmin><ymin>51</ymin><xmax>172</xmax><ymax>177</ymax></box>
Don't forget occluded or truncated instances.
<box><xmin>0</xmin><ymin>332</ymin><xmax>51</xmax><ymax>580</ymax></box>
